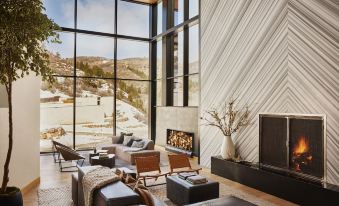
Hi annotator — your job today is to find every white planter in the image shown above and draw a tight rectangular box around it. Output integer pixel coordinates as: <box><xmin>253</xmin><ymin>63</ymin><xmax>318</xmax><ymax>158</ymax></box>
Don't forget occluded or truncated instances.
<box><xmin>221</xmin><ymin>135</ymin><xmax>235</xmax><ymax>159</ymax></box>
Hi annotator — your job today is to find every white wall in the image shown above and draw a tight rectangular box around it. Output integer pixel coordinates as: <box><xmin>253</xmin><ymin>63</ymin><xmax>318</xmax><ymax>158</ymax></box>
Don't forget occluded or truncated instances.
<box><xmin>0</xmin><ymin>74</ymin><xmax>40</xmax><ymax>189</ymax></box>
<box><xmin>200</xmin><ymin>0</ymin><xmax>339</xmax><ymax>185</ymax></box>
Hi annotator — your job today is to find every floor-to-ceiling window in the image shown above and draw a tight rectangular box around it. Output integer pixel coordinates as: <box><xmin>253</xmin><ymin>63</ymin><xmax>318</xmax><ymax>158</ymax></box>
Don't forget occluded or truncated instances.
<box><xmin>153</xmin><ymin>0</ymin><xmax>200</xmax><ymax>107</ymax></box>
<box><xmin>40</xmin><ymin>0</ymin><xmax>150</xmax><ymax>152</ymax></box>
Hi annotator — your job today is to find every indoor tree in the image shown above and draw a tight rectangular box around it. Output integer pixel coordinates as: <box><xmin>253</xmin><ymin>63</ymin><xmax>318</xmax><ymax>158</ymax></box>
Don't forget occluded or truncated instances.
<box><xmin>0</xmin><ymin>0</ymin><xmax>59</xmax><ymax>194</ymax></box>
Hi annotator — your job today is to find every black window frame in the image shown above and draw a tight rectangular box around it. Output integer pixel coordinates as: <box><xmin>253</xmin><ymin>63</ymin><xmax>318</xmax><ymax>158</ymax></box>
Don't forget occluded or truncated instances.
<box><xmin>41</xmin><ymin>0</ymin><xmax>153</xmax><ymax>152</ymax></box>
<box><xmin>41</xmin><ymin>0</ymin><xmax>199</xmax><ymax>152</ymax></box>
<box><xmin>151</xmin><ymin>0</ymin><xmax>200</xmax><ymax>107</ymax></box>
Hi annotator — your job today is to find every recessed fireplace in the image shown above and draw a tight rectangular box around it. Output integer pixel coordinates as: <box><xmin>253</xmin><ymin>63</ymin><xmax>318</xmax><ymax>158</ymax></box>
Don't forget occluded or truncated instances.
<box><xmin>166</xmin><ymin>129</ymin><xmax>194</xmax><ymax>156</ymax></box>
<box><xmin>259</xmin><ymin>114</ymin><xmax>325</xmax><ymax>183</ymax></box>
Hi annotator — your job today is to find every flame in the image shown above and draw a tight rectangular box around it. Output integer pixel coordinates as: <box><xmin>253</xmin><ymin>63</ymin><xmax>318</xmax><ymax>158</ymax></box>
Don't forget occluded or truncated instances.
<box><xmin>294</xmin><ymin>136</ymin><xmax>309</xmax><ymax>154</ymax></box>
<box><xmin>292</xmin><ymin>136</ymin><xmax>312</xmax><ymax>172</ymax></box>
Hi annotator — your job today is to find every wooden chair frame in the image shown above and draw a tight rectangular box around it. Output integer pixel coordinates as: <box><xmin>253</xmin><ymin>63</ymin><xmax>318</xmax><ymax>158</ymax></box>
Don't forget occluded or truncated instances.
<box><xmin>168</xmin><ymin>154</ymin><xmax>202</xmax><ymax>175</ymax></box>
<box><xmin>134</xmin><ymin>156</ymin><xmax>169</xmax><ymax>187</ymax></box>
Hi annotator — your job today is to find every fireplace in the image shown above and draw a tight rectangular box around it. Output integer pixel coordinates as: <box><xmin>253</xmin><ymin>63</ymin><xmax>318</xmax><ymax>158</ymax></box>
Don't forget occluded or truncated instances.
<box><xmin>259</xmin><ymin>114</ymin><xmax>325</xmax><ymax>183</ymax></box>
<box><xmin>166</xmin><ymin>129</ymin><xmax>194</xmax><ymax>156</ymax></box>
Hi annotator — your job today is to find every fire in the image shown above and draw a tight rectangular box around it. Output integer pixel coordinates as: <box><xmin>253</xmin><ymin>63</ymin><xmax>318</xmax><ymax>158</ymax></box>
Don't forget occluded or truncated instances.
<box><xmin>294</xmin><ymin>136</ymin><xmax>309</xmax><ymax>154</ymax></box>
<box><xmin>292</xmin><ymin>136</ymin><xmax>312</xmax><ymax>172</ymax></box>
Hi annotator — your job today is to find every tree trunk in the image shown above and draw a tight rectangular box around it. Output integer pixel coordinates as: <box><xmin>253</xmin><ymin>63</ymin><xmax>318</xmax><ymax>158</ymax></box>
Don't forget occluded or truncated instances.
<box><xmin>1</xmin><ymin>82</ymin><xmax>13</xmax><ymax>193</ymax></box>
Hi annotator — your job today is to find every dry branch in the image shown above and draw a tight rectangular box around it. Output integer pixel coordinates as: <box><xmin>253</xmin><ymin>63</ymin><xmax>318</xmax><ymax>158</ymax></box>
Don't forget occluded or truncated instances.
<box><xmin>201</xmin><ymin>98</ymin><xmax>251</xmax><ymax>137</ymax></box>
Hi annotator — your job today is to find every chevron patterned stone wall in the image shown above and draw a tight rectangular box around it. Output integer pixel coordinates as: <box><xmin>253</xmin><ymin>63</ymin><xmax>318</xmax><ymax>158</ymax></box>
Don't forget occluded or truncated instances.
<box><xmin>200</xmin><ymin>0</ymin><xmax>339</xmax><ymax>185</ymax></box>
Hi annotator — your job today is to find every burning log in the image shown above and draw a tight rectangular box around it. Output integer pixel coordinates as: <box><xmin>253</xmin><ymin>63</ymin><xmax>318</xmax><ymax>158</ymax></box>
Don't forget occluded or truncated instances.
<box><xmin>292</xmin><ymin>152</ymin><xmax>312</xmax><ymax>171</ymax></box>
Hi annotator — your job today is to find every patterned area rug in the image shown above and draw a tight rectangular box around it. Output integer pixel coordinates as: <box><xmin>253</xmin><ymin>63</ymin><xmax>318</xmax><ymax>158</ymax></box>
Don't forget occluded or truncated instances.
<box><xmin>38</xmin><ymin>181</ymin><xmax>278</xmax><ymax>206</ymax></box>
<box><xmin>38</xmin><ymin>185</ymin><xmax>74</xmax><ymax>206</ymax></box>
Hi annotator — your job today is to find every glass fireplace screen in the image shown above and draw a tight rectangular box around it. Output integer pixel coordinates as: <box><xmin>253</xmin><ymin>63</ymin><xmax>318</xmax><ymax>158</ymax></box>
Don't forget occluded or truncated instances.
<box><xmin>259</xmin><ymin>114</ymin><xmax>325</xmax><ymax>181</ymax></box>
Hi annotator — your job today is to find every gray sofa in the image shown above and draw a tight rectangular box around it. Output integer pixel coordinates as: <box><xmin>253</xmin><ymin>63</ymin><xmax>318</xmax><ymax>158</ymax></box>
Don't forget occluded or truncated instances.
<box><xmin>102</xmin><ymin>135</ymin><xmax>160</xmax><ymax>165</ymax></box>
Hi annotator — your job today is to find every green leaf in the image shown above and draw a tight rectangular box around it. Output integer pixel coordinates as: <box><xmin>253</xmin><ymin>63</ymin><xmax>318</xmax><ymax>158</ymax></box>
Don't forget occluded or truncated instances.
<box><xmin>0</xmin><ymin>0</ymin><xmax>60</xmax><ymax>85</ymax></box>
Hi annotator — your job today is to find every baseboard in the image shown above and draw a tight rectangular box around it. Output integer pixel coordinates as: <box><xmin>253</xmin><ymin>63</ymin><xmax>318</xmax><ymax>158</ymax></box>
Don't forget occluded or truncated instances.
<box><xmin>21</xmin><ymin>177</ymin><xmax>40</xmax><ymax>195</ymax></box>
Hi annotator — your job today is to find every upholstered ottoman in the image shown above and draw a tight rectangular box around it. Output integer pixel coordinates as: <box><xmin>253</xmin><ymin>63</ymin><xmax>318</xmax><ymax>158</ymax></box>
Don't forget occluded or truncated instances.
<box><xmin>167</xmin><ymin>175</ymin><xmax>219</xmax><ymax>205</ymax></box>
<box><xmin>93</xmin><ymin>181</ymin><xmax>141</xmax><ymax>206</ymax></box>
<box><xmin>185</xmin><ymin>196</ymin><xmax>256</xmax><ymax>206</ymax></box>
<box><xmin>77</xmin><ymin>166</ymin><xmax>141</xmax><ymax>206</ymax></box>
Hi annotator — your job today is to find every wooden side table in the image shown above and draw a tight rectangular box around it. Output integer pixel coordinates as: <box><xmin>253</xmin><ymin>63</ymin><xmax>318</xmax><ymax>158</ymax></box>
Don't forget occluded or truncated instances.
<box><xmin>90</xmin><ymin>154</ymin><xmax>115</xmax><ymax>168</ymax></box>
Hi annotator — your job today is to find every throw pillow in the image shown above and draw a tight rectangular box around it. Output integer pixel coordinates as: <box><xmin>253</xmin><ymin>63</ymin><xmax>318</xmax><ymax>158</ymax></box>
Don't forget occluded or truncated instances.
<box><xmin>131</xmin><ymin>140</ymin><xmax>145</xmax><ymax>148</ymax></box>
<box><xmin>118</xmin><ymin>132</ymin><xmax>133</xmax><ymax>144</ymax></box>
<box><xmin>123</xmin><ymin>135</ymin><xmax>134</xmax><ymax>146</ymax></box>
<box><xmin>126</xmin><ymin>136</ymin><xmax>142</xmax><ymax>147</ymax></box>
<box><xmin>126</xmin><ymin>138</ymin><xmax>135</xmax><ymax>147</ymax></box>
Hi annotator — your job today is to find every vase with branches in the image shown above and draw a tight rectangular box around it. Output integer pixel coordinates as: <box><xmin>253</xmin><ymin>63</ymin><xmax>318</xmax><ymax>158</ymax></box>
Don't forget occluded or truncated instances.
<box><xmin>0</xmin><ymin>0</ymin><xmax>59</xmax><ymax>204</ymax></box>
<box><xmin>201</xmin><ymin>98</ymin><xmax>251</xmax><ymax>160</ymax></box>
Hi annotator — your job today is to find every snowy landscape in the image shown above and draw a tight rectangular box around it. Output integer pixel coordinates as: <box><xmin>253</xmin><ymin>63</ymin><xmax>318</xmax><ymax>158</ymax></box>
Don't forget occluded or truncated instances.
<box><xmin>40</xmin><ymin>52</ymin><xmax>149</xmax><ymax>152</ymax></box>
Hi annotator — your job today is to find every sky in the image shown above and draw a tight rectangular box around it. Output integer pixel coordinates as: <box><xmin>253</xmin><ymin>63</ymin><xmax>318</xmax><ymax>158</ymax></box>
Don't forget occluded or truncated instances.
<box><xmin>43</xmin><ymin>0</ymin><xmax>198</xmax><ymax>61</ymax></box>
<box><xmin>44</xmin><ymin>0</ymin><xmax>149</xmax><ymax>59</ymax></box>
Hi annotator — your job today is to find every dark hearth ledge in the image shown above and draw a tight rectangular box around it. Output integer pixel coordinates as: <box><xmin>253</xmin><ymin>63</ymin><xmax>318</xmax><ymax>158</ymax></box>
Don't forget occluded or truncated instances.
<box><xmin>211</xmin><ymin>156</ymin><xmax>339</xmax><ymax>206</ymax></box>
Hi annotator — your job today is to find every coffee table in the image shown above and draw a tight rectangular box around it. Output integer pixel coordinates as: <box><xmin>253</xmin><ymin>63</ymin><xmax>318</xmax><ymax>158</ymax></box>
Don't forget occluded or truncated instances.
<box><xmin>90</xmin><ymin>154</ymin><xmax>115</xmax><ymax>168</ymax></box>
<box><xmin>167</xmin><ymin>175</ymin><xmax>219</xmax><ymax>205</ymax></box>
<box><xmin>89</xmin><ymin>150</ymin><xmax>109</xmax><ymax>164</ymax></box>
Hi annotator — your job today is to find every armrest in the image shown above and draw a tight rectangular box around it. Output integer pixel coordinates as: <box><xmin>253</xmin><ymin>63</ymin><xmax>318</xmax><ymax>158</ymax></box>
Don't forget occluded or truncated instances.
<box><xmin>143</xmin><ymin>140</ymin><xmax>155</xmax><ymax>150</ymax></box>
<box><xmin>101</xmin><ymin>145</ymin><xmax>117</xmax><ymax>154</ymax></box>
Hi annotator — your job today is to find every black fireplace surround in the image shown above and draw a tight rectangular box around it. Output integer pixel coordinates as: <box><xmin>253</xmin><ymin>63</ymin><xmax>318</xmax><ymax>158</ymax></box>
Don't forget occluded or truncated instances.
<box><xmin>259</xmin><ymin>114</ymin><xmax>325</xmax><ymax>182</ymax></box>
<box><xmin>211</xmin><ymin>114</ymin><xmax>339</xmax><ymax>205</ymax></box>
